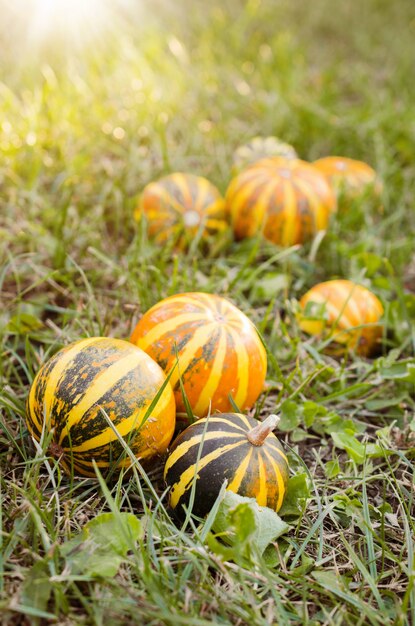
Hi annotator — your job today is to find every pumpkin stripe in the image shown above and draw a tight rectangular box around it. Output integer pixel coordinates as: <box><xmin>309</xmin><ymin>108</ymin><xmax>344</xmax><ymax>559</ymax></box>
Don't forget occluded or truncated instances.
<box><xmin>256</xmin><ymin>453</ymin><xmax>268</xmax><ymax>506</ymax></box>
<box><xmin>193</xmin><ymin>328</ymin><xmax>227</xmax><ymax>415</ymax></box>
<box><xmin>57</xmin><ymin>349</ymin><xmax>148</xmax><ymax>442</ymax></box>
<box><xmin>332</xmin><ymin>283</ymin><xmax>363</xmax><ymax>325</ymax></box>
<box><xmin>203</xmin><ymin>416</ymin><xmax>247</xmax><ymax>433</ymax></box>
<box><xmin>28</xmin><ymin>372</ymin><xmax>44</xmax><ymax>436</ymax></box>
<box><xmin>282</xmin><ymin>180</ymin><xmax>298</xmax><ymax>247</ymax></box>
<box><xmin>227</xmin><ymin>327</ymin><xmax>249</xmax><ymax>408</ymax></box>
<box><xmin>230</xmin><ymin>177</ymin><xmax>263</xmax><ymax>223</ymax></box>
<box><xmin>164</xmin><ymin>430</ymin><xmax>245</xmax><ymax>473</ymax></box>
<box><xmin>169</xmin><ymin>440</ymin><xmax>247</xmax><ymax>508</ymax></box>
<box><xmin>227</xmin><ymin>447</ymin><xmax>254</xmax><ymax>492</ymax></box>
<box><xmin>293</xmin><ymin>178</ymin><xmax>323</xmax><ymax>230</ymax></box>
<box><xmin>149</xmin><ymin>187</ymin><xmax>185</xmax><ymax>215</ymax></box>
<box><xmin>168</xmin><ymin>324</ymin><xmax>218</xmax><ymax>389</ymax></box>
<box><xmin>136</xmin><ymin>313</ymin><xmax>205</xmax><ymax>350</ymax></box>
<box><xmin>195</xmin><ymin>178</ymin><xmax>211</xmax><ymax>212</ymax></box>
<box><xmin>205</xmin><ymin>218</ymin><xmax>228</xmax><ymax>231</ymax></box>
<box><xmin>264</xmin><ymin>440</ymin><xmax>289</xmax><ymax>464</ymax></box>
<box><xmin>263</xmin><ymin>448</ymin><xmax>286</xmax><ymax>509</ymax></box>
<box><xmin>252</xmin><ymin>178</ymin><xmax>277</xmax><ymax>235</ymax></box>
<box><xmin>68</xmin><ymin>386</ymin><xmax>173</xmax><ymax>452</ymax></box>
<box><xmin>43</xmin><ymin>337</ymin><xmax>99</xmax><ymax>423</ymax></box>
<box><xmin>171</xmin><ymin>173</ymin><xmax>192</xmax><ymax>206</ymax></box>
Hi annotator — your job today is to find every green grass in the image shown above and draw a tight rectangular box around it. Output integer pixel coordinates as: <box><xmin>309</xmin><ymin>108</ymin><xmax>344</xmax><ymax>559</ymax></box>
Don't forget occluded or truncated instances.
<box><xmin>1</xmin><ymin>0</ymin><xmax>415</xmax><ymax>623</ymax></box>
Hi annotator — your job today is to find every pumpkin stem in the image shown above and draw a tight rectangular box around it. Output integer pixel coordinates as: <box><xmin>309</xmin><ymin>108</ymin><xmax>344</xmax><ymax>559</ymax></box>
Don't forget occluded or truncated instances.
<box><xmin>246</xmin><ymin>414</ymin><xmax>280</xmax><ymax>446</ymax></box>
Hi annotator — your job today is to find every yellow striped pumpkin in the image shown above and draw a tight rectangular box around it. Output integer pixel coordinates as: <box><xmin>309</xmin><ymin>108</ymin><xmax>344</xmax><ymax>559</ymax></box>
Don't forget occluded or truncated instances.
<box><xmin>313</xmin><ymin>156</ymin><xmax>382</xmax><ymax>199</ymax></box>
<box><xmin>130</xmin><ymin>292</ymin><xmax>267</xmax><ymax>418</ymax></box>
<box><xmin>26</xmin><ymin>337</ymin><xmax>176</xmax><ymax>476</ymax></box>
<box><xmin>226</xmin><ymin>157</ymin><xmax>336</xmax><ymax>247</ymax></box>
<box><xmin>164</xmin><ymin>413</ymin><xmax>289</xmax><ymax>518</ymax></box>
<box><xmin>135</xmin><ymin>173</ymin><xmax>228</xmax><ymax>246</ymax></box>
<box><xmin>232</xmin><ymin>136</ymin><xmax>298</xmax><ymax>175</ymax></box>
<box><xmin>299</xmin><ymin>280</ymin><xmax>384</xmax><ymax>356</ymax></box>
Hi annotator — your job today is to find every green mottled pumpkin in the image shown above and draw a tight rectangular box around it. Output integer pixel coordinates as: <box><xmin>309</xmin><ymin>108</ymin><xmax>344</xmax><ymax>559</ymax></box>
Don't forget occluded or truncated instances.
<box><xmin>164</xmin><ymin>413</ymin><xmax>288</xmax><ymax>518</ymax></box>
<box><xmin>26</xmin><ymin>337</ymin><xmax>176</xmax><ymax>477</ymax></box>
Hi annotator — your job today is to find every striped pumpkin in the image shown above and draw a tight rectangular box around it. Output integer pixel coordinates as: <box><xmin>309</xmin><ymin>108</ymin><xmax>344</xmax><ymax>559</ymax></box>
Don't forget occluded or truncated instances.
<box><xmin>313</xmin><ymin>156</ymin><xmax>382</xmax><ymax>199</ymax></box>
<box><xmin>26</xmin><ymin>337</ymin><xmax>176</xmax><ymax>476</ymax></box>
<box><xmin>164</xmin><ymin>413</ymin><xmax>289</xmax><ymax>518</ymax></box>
<box><xmin>226</xmin><ymin>157</ymin><xmax>336</xmax><ymax>247</ymax></box>
<box><xmin>130</xmin><ymin>292</ymin><xmax>267</xmax><ymax>418</ymax></box>
<box><xmin>299</xmin><ymin>280</ymin><xmax>384</xmax><ymax>356</ymax></box>
<box><xmin>135</xmin><ymin>173</ymin><xmax>228</xmax><ymax>246</ymax></box>
<box><xmin>232</xmin><ymin>136</ymin><xmax>298</xmax><ymax>175</ymax></box>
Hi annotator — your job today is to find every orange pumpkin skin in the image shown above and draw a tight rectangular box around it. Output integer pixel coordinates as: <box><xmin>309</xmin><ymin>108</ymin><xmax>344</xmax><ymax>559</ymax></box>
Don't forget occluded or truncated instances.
<box><xmin>130</xmin><ymin>293</ymin><xmax>267</xmax><ymax>418</ymax></box>
<box><xmin>299</xmin><ymin>280</ymin><xmax>384</xmax><ymax>356</ymax></box>
<box><xmin>232</xmin><ymin>136</ymin><xmax>298</xmax><ymax>175</ymax></box>
<box><xmin>313</xmin><ymin>157</ymin><xmax>382</xmax><ymax>198</ymax></box>
<box><xmin>225</xmin><ymin>157</ymin><xmax>336</xmax><ymax>247</ymax></box>
<box><xmin>135</xmin><ymin>173</ymin><xmax>227</xmax><ymax>246</ymax></box>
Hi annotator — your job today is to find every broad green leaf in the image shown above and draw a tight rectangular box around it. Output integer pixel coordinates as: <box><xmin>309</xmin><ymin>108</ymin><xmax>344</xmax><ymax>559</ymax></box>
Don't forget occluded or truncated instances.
<box><xmin>7</xmin><ymin>313</ymin><xmax>43</xmax><ymax>334</ymax></box>
<box><xmin>61</xmin><ymin>512</ymin><xmax>142</xmax><ymax>578</ymax></box>
<box><xmin>279</xmin><ymin>399</ymin><xmax>302</xmax><ymax>431</ymax></box>
<box><xmin>325</xmin><ymin>458</ymin><xmax>341</xmax><ymax>478</ymax></box>
<box><xmin>330</xmin><ymin>431</ymin><xmax>365</xmax><ymax>464</ymax></box>
<box><xmin>278</xmin><ymin>473</ymin><xmax>310</xmax><ymax>517</ymax></box>
<box><xmin>208</xmin><ymin>491</ymin><xmax>289</xmax><ymax>566</ymax></box>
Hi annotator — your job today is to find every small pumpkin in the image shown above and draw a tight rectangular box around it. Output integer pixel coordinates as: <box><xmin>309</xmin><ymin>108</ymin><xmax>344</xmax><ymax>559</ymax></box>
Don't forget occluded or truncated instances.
<box><xmin>313</xmin><ymin>156</ymin><xmax>382</xmax><ymax>199</ymax></box>
<box><xmin>134</xmin><ymin>173</ymin><xmax>227</xmax><ymax>247</ymax></box>
<box><xmin>232</xmin><ymin>136</ymin><xmax>298</xmax><ymax>175</ymax></box>
<box><xmin>298</xmin><ymin>280</ymin><xmax>384</xmax><ymax>356</ymax></box>
<box><xmin>164</xmin><ymin>413</ymin><xmax>289</xmax><ymax>518</ymax></box>
<box><xmin>26</xmin><ymin>337</ymin><xmax>176</xmax><ymax>476</ymax></box>
<box><xmin>130</xmin><ymin>292</ymin><xmax>267</xmax><ymax>419</ymax></box>
<box><xmin>226</xmin><ymin>157</ymin><xmax>336</xmax><ymax>247</ymax></box>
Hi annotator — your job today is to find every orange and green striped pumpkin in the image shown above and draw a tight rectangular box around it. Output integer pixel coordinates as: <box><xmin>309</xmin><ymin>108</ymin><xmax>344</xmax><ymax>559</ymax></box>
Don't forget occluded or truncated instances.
<box><xmin>130</xmin><ymin>292</ymin><xmax>267</xmax><ymax>419</ymax></box>
<box><xmin>135</xmin><ymin>173</ymin><xmax>228</xmax><ymax>246</ymax></box>
<box><xmin>226</xmin><ymin>157</ymin><xmax>336</xmax><ymax>247</ymax></box>
<box><xmin>232</xmin><ymin>136</ymin><xmax>298</xmax><ymax>175</ymax></box>
<box><xmin>26</xmin><ymin>337</ymin><xmax>176</xmax><ymax>476</ymax></box>
<box><xmin>298</xmin><ymin>280</ymin><xmax>384</xmax><ymax>356</ymax></box>
<box><xmin>164</xmin><ymin>413</ymin><xmax>289</xmax><ymax>518</ymax></box>
<box><xmin>313</xmin><ymin>156</ymin><xmax>382</xmax><ymax>199</ymax></box>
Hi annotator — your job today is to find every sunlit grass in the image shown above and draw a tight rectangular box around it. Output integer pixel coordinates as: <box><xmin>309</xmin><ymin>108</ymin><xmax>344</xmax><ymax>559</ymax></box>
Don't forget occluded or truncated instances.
<box><xmin>1</xmin><ymin>0</ymin><xmax>415</xmax><ymax>623</ymax></box>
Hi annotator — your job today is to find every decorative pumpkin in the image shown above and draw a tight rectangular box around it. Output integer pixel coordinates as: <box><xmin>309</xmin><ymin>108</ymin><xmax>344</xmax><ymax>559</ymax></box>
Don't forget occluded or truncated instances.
<box><xmin>26</xmin><ymin>337</ymin><xmax>176</xmax><ymax>476</ymax></box>
<box><xmin>164</xmin><ymin>413</ymin><xmax>288</xmax><ymax>517</ymax></box>
<box><xmin>232</xmin><ymin>136</ymin><xmax>298</xmax><ymax>175</ymax></box>
<box><xmin>134</xmin><ymin>173</ymin><xmax>228</xmax><ymax>246</ymax></box>
<box><xmin>313</xmin><ymin>156</ymin><xmax>382</xmax><ymax>199</ymax></box>
<box><xmin>130</xmin><ymin>292</ymin><xmax>267</xmax><ymax>418</ymax></box>
<box><xmin>225</xmin><ymin>157</ymin><xmax>336</xmax><ymax>247</ymax></box>
<box><xmin>298</xmin><ymin>280</ymin><xmax>384</xmax><ymax>356</ymax></box>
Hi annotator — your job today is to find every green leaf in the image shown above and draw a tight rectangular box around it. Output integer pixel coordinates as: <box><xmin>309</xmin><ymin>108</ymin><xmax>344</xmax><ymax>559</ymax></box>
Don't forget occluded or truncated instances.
<box><xmin>330</xmin><ymin>430</ymin><xmax>366</xmax><ymax>464</ymax></box>
<box><xmin>325</xmin><ymin>458</ymin><xmax>341</xmax><ymax>479</ymax></box>
<box><xmin>279</xmin><ymin>399</ymin><xmax>302</xmax><ymax>431</ymax></box>
<box><xmin>278</xmin><ymin>473</ymin><xmax>310</xmax><ymax>517</ymax></box>
<box><xmin>208</xmin><ymin>491</ymin><xmax>289</xmax><ymax>566</ymax></box>
<box><xmin>20</xmin><ymin>560</ymin><xmax>52</xmax><ymax>615</ymax></box>
<box><xmin>7</xmin><ymin>313</ymin><xmax>43</xmax><ymax>334</ymax></box>
<box><xmin>61</xmin><ymin>512</ymin><xmax>142</xmax><ymax>578</ymax></box>
<box><xmin>378</xmin><ymin>361</ymin><xmax>415</xmax><ymax>383</ymax></box>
